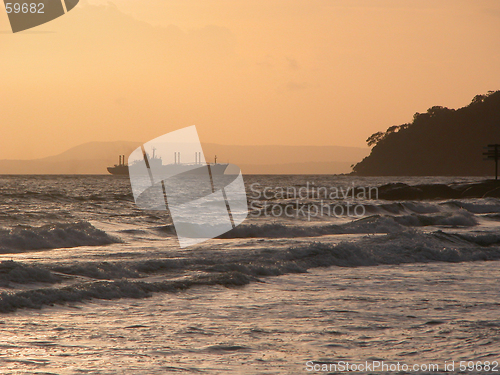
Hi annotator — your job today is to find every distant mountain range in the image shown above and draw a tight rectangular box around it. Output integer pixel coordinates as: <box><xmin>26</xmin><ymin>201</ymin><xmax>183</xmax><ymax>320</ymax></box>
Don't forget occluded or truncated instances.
<box><xmin>0</xmin><ymin>142</ymin><xmax>368</xmax><ymax>175</ymax></box>
<box><xmin>353</xmin><ymin>90</ymin><xmax>500</xmax><ymax>176</ymax></box>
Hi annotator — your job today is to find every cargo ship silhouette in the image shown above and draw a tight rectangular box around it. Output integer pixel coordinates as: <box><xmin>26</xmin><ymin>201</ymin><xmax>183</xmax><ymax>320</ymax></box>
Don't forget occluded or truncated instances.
<box><xmin>107</xmin><ymin>151</ymin><xmax>228</xmax><ymax>176</ymax></box>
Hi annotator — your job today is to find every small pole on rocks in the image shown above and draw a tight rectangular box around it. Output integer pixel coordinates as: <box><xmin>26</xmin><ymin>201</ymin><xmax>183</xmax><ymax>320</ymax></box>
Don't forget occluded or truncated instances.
<box><xmin>483</xmin><ymin>144</ymin><xmax>500</xmax><ymax>180</ymax></box>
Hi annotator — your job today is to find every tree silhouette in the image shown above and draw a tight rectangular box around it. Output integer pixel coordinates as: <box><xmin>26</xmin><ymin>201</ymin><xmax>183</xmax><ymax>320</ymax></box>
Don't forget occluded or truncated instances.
<box><xmin>354</xmin><ymin>90</ymin><xmax>500</xmax><ymax>176</ymax></box>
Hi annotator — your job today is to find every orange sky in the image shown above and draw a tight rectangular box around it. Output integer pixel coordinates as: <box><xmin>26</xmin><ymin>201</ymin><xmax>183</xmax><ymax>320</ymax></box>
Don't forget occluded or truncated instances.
<box><xmin>1</xmin><ymin>0</ymin><xmax>500</xmax><ymax>160</ymax></box>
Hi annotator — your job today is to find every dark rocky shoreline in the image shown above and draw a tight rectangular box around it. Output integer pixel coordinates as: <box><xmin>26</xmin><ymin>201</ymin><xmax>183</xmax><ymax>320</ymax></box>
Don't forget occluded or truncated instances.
<box><xmin>378</xmin><ymin>180</ymin><xmax>500</xmax><ymax>200</ymax></box>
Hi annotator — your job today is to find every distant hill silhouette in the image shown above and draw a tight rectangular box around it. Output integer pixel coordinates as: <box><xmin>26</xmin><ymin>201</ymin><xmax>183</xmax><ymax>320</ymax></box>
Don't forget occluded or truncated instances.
<box><xmin>352</xmin><ymin>90</ymin><xmax>500</xmax><ymax>176</ymax></box>
<box><xmin>0</xmin><ymin>142</ymin><xmax>140</xmax><ymax>175</ymax></box>
<box><xmin>0</xmin><ymin>142</ymin><xmax>368</xmax><ymax>175</ymax></box>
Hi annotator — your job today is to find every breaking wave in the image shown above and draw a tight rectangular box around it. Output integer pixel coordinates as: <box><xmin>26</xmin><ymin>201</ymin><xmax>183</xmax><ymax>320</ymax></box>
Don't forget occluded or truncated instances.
<box><xmin>2</xmin><ymin>228</ymin><xmax>500</xmax><ymax>312</ymax></box>
<box><xmin>220</xmin><ymin>212</ymin><xmax>477</xmax><ymax>239</ymax></box>
<box><xmin>0</xmin><ymin>272</ymin><xmax>257</xmax><ymax>313</ymax></box>
<box><xmin>0</xmin><ymin>222</ymin><xmax>120</xmax><ymax>253</ymax></box>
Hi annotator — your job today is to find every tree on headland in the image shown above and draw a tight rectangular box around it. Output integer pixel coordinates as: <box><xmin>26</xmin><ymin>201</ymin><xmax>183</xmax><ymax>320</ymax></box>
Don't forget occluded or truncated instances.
<box><xmin>365</xmin><ymin>124</ymin><xmax>410</xmax><ymax>147</ymax></box>
<box><xmin>352</xmin><ymin>90</ymin><xmax>500</xmax><ymax>176</ymax></box>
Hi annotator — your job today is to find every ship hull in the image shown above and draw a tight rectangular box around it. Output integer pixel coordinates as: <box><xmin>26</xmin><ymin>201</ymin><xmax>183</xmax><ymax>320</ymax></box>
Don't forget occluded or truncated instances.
<box><xmin>107</xmin><ymin>166</ymin><xmax>129</xmax><ymax>175</ymax></box>
<box><xmin>107</xmin><ymin>164</ymin><xmax>228</xmax><ymax>176</ymax></box>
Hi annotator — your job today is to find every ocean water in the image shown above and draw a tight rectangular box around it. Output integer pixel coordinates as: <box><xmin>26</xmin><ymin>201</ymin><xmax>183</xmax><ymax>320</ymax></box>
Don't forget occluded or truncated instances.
<box><xmin>0</xmin><ymin>175</ymin><xmax>499</xmax><ymax>374</ymax></box>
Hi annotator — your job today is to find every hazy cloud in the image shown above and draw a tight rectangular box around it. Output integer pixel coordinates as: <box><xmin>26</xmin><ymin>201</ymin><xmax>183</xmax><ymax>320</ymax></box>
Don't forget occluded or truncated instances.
<box><xmin>286</xmin><ymin>57</ymin><xmax>300</xmax><ymax>70</ymax></box>
<box><xmin>286</xmin><ymin>81</ymin><xmax>310</xmax><ymax>91</ymax></box>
